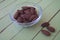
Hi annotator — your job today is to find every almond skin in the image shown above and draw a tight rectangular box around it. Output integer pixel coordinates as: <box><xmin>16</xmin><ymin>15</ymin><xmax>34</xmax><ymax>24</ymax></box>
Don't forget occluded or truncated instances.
<box><xmin>14</xmin><ymin>12</ymin><xmax>20</xmax><ymax>20</ymax></box>
<box><xmin>47</xmin><ymin>26</ymin><xmax>55</xmax><ymax>32</ymax></box>
<box><xmin>41</xmin><ymin>22</ymin><xmax>50</xmax><ymax>27</ymax></box>
<box><xmin>41</xmin><ymin>30</ymin><xmax>51</xmax><ymax>36</ymax></box>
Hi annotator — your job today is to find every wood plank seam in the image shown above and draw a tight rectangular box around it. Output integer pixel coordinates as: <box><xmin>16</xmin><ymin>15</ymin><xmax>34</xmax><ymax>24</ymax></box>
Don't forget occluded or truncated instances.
<box><xmin>0</xmin><ymin>0</ymin><xmax>17</xmax><ymax>10</ymax></box>
<box><xmin>52</xmin><ymin>30</ymin><xmax>60</xmax><ymax>40</ymax></box>
<box><xmin>10</xmin><ymin>28</ymin><xmax>24</xmax><ymax>40</ymax></box>
<box><xmin>0</xmin><ymin>13</ymin><xmax>8</xmax><ymax>20</ymax></box>
<box><xmin>37</xmin><ymin>0</ymin><xmax>55</xmax><ymax>10</ymax></box>
<box><xmin>32</xmin><ymin>27</ymin><xmax>44</xmax><ymax>40</ymax></box>
<box><xmin>0</xmin><ymin>22</ymin><xmax>13</xmax><ymax>33</ymax></box>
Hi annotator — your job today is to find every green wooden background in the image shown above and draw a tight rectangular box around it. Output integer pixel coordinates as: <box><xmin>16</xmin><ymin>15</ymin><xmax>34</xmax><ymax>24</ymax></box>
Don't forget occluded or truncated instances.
<box><xmin>0</xmin><ymin>0</ymin><xmax>60</xmax><ymax>40</ymax></box>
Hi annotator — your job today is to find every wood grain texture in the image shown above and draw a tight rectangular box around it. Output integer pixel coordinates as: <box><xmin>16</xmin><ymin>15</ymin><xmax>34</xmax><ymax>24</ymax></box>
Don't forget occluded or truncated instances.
<box><xmin>0</xmin><ymin>0</ymin><xmax>60</xmax><ymax>40</ymax></box>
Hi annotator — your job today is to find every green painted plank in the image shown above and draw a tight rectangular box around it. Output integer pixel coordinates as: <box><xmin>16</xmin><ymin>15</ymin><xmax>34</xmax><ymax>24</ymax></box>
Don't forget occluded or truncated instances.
<box><xmin>33</xmin><ymin>0</ymin><xmax>60</xmax><ymax>40</ymax></box>
<box><xmin>54</xmin><ymin>31</ymin><xmax>60</xmax><ymax>40</ymax></box>
<box><xmin>11</xmin><ymin>24</ymin><xmax>42</xmax><ymax>40</ymax></box>
<box><xmin>37</xmin><ymin>0</ymin><xmax>55</xmax><ymax>10</ymax></box>
<box><xmin>25</xmin><ymin>0</ymin><xmax>42</xmax><ymax>3</ymax></box>
<box><xmin>0</xmin><ymin>15</ymin><xmax>12</xmax><ymax>31</ymax></box>
<box><xmin>0</xmin><ymin>2</ymin><xmax>19</xmax><ymax>19</ymax></box>
<box><xmin>0</xmin><ymin>0</ymin><xmax>16</xmax><ymax>10</ymax></box>
<box><xmin>36</xmin><ymin>0</ymin><xmax>55</xmax><ymax>22</ymax></box>
<box><xmin>0</xmin><ymin>23</ymin><xmax>23</xmax><ymax>40</ymax></box>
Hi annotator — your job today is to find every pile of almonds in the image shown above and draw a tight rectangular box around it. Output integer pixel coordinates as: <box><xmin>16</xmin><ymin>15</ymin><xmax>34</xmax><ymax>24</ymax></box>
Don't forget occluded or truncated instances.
<box><xmin>14</xmin><ymin>6</ymin><xmax>38</xmax><ymax>23</ymax></box>
<box><xmin>41</xmin><ymin>22</ymin><xmax>55</xmax><ymax>36</ymax></box>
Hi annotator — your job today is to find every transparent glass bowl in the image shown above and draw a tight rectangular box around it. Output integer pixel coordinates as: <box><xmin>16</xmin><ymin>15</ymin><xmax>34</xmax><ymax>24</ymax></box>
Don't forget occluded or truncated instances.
<box><xmin>9</xmin><ymin>2</ymin><xmax>42</xmax><ymax>27</ymax></box>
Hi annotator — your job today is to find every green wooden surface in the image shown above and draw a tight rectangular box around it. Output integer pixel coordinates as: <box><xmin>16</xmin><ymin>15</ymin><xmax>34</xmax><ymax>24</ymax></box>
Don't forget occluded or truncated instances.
<box><xmin>0</xmin><ymin>0</ymin><xmax>60</xmax><ymax>40</ymax></box>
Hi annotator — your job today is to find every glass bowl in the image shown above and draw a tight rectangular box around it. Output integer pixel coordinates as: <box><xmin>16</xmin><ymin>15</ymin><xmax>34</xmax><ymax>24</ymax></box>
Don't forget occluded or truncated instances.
<box><xmin>9</xmin><ymin>2</ymin><xmax>42</xmax><ymax>27</ymax></box>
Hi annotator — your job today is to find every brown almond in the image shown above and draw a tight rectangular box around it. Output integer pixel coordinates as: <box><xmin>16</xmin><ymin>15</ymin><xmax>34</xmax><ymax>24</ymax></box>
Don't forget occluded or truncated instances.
<box><xmin>24</xmin><ymin>9</ymin><xmax>31</xmax><ymax>14</ymax></box>
<box><xmin>41</xmin><ymin>30</ymin><xmax>51</xmax><ymax>36</ymax></box>
<box><xmin>29</xmin><ymin>15</ymin><xmax>38</xmax><ymax>22</ymax></box>
<box><xmin>17</xmin><ymin>17</ymin><xmax>24</xmax><ymax>23</ymax></box>
<box><xmin>17</xmin><ymin>10</ymin><xmax>24</xmax><ymax>14</ymax></box>
<box><xmin>14</xmin><ymin>12</ymin><xmax>20</xmax><ymax>20</ymax></box>
<box><xmin>47</xmin><ymin>26</ymin><xmax>55</xmax><ymax>32</ymax></box>
<box><xmin>41</xmin><ymin>22</ymin><xmax>50</xmax><ymax>27</ymax></box>
<box><xmin>30</xmin><ymin>7</ymin><xmax>37</xmax><ymax>15</ymax></box>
